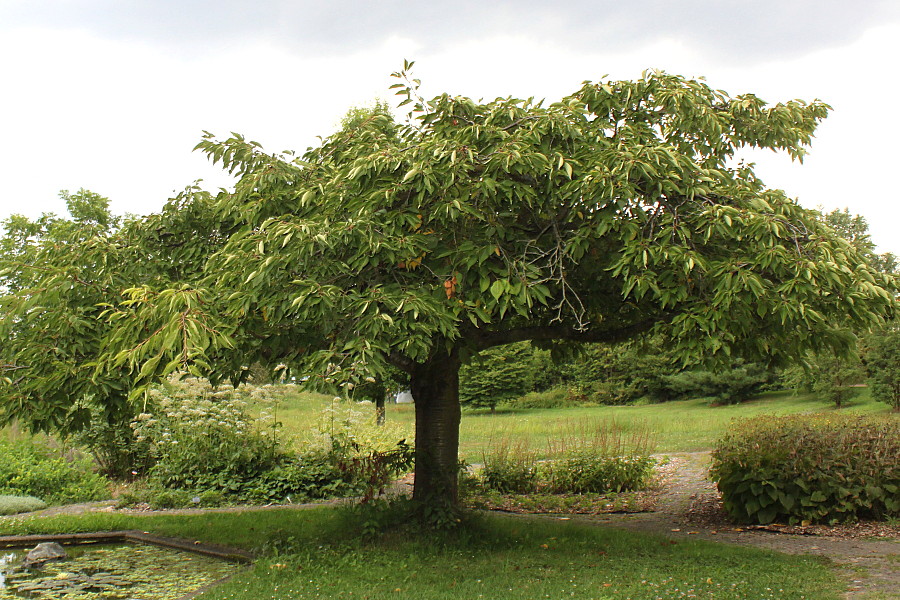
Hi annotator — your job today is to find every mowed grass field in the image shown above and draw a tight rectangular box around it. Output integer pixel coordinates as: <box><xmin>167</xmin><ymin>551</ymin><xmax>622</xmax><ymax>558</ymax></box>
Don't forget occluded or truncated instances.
<box><xmin>0</xmin><ymin>508</ymin><xmax>845</xmax><ymax>600</ymax></box>
<box><xmin>256</xmin><ymin>387</ymin><xmax>894</xmax><ymax>461</ymax></box>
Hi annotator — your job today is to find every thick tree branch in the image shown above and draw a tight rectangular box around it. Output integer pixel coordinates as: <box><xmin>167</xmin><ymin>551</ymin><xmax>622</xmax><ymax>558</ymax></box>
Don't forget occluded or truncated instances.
<box><xmin>470</xmin><ymin>315</ymin><xmax>668</xmax><ymax>351</ymax></box>
<box><xmin>387</xmin><ymin>350</ymin><xmax>417</xmax><ymax>374</ymax></box>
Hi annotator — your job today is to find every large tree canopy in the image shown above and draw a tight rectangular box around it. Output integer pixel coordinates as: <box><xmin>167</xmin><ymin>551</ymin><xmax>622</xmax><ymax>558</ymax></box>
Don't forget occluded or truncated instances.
<box><xmin>2</xmin><ymin>68</ymin><xmax>896</xmax><ymax>512</ymax></box>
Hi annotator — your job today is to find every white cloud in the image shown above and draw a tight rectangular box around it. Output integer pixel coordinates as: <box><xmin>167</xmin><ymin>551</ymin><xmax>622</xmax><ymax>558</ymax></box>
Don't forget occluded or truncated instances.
<box><xmin>1</xmin><ymin>16</ymin><xmax>898</xmax><ymax>255</ymax></box>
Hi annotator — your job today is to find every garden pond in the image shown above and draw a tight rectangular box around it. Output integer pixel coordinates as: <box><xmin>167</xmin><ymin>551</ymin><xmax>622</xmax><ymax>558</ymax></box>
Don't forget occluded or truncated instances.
<box><xmin>0</xmin><ymin>542</ymin><xmax>242</xmax><ymax>599</ymax></box>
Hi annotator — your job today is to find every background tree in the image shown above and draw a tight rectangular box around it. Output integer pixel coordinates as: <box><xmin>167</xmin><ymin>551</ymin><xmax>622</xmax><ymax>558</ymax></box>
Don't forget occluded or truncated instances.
<box><xmin>783</xmin><ymin>351</ymin><xmax>865</xmax><ymax>408</ymax></box>
<box><xmin>779</xmin><ymin>207</ymin><xmax>898</xmax><ymax>408</ymax></box>
<box><xmin>864</xmin><ymin>326</ymin><xmax>900</xmax><ymax>411</ymax></box>
<box><xmin>819</xmin><ymin>208</ymin><xmax>897</xmax><ymax>275</ymax></box>
<box><xmin>5</xmin><ymin>68</ymin><xmax>896</xmax><ymax>517</ymax></box>
<box><xmin>0</xmin><ymin>186</ymin><xmax>236</xmax><ymax>476</ymax></box>
<box><xmin>459</xmin><ymin>342</ymin><xmax>536</xmax><ymax>411</ymax></box>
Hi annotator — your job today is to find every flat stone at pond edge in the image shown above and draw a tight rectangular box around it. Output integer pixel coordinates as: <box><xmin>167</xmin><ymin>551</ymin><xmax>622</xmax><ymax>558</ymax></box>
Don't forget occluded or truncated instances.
<box><xmin>23</xmin><ymin>542</ymin><xmax>67</xmax><ymax>567</ymax></box>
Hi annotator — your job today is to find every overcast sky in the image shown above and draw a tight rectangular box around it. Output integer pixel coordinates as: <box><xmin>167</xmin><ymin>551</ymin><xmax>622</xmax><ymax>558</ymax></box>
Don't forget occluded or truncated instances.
<box><xmin>2</xmin><ymin>0</ymin><xmax>898</xmax><ymax>253</ymax></box>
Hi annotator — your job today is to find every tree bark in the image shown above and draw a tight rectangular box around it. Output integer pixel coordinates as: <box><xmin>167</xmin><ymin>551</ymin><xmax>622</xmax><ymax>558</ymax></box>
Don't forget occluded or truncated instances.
<box><xmin>410</xmin><ymin>346</ymin><xmax>462</xmax><ymax>507</ymax></box>
<box><xmin>375</xmin><ymin>396</ymin><xmax>386</xmax><ymax>426</ymax></box>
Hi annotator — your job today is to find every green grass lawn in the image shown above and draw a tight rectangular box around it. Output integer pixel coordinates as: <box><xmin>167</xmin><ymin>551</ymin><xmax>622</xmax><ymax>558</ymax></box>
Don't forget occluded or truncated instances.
<box><xmin>262</xmin><ymin>387</ymin><xmax>894</xmax><ymax>461</ymax></box>
<box><xmin>0</xmin><ymin>508</ymin><xmax>844</xmax><ymax>600</ymax></box>
<box><xmin>4</xmin><ymin>388</ymin><xmax>886</xmax><ymax>599</ymax></box>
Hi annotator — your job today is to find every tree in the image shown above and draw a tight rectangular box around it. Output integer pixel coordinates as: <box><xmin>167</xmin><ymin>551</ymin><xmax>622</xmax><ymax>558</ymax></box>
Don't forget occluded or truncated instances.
<box><xmin>459</xmin><ymin>342</ymin><xmax>536</xmax><ymax>411</ymax></box>
<box><xmin>5</xmin><ymin>68</ymin><xmax>897</xmax><ymax>517</ymax></box>
<box><xmin>782</xmin><ymin>208</ymin><xmax>898</xmax><ymax>407</ymax></box>
<box><xmin>0</xmin><ymin>186</ymin><xmax>233</xmax><ymax>429</ymax></box>
<box><xmin>783</xmin><ymin>351</ymin><xmax>865</xmax><ymax>408</ymax></box>
<box><xmin>820</xmin><ymin>208</ymin><xmax>897</xmax><ymax>275</ymax></box>
<box><xmin>864</xmin><ymin>326</ymin><xmax>900</xmax><ymax>411</ymax></box>
<box><xmin>0</xmin><ymin>190</ymin><xmax>132</xmax><ymax>433</ymax></box>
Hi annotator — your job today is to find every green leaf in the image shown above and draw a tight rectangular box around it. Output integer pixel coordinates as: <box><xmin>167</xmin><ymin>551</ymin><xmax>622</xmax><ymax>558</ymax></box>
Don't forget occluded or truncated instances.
<box><xmin>490</xmin><ymin>280</ymin><xmax>505</xmax><ymax>301</ymax></box>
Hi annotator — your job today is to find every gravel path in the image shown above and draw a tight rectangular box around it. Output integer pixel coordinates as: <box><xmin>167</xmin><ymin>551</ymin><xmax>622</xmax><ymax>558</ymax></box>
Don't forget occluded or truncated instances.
<box><xmin>534</xmin><ymin>452</ymin><xmax>899</xmax><ymax>600</ymax></box>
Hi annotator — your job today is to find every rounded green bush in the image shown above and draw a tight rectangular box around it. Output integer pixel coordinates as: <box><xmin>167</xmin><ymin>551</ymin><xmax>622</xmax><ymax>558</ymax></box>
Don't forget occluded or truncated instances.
<box><xmin>0</xmin><ymin>494</ymin><xmax>47</xmax><ymax>515</ymax></box>
<box><xmin>710</xmin><ymin>414</ymin><xmax>899</xmax><ymax>524</ymax></box>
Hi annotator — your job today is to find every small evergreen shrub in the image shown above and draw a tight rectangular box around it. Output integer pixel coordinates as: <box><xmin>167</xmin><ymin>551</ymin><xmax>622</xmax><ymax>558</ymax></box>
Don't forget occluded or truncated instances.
<box><xmin>711</xmin><ymin>414</ymin><xmax>900</xmax><ymax>524</ymax></box>
<box><xmin>659</xmin><ymin>361</ymin><xmax>772</xmax><ymax>405</ymax></box>
<box><xmin>0</xmin><ymin>495</ymin><xmax>47</xmax><ymax>515</ymax></box>
<box><xmin>0</xmin><ymin>439</ymin><xmax>108</xmax><ymax>504</ymax></box>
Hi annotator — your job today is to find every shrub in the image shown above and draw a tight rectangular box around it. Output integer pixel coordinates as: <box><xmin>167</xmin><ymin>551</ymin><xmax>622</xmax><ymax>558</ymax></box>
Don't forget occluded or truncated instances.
<box><xmin>0</xmin><ymin>438</ymin><xmax>108</xmax><ymax>504</ymax></box>
<box><xmin>131</xmin><ymin>382</ymin><xmax>413</xmax><ymax>506</ymax></box>
<box><xmin>72</xmin><ymin>410</ymin><xmax>156</xmax><ymax>479</ymax></box>
<box><xmin>0</xmin><ymin>495</ymin><xmax>47</xmax><ymax>515</ymax></box>
<box><xmin>133</xmin><ymin>379</ymin><xmax>284</xmax><ymax>495</ymax></box>
<box><xmin>247</xmin><ymin>455</ymin><xmax>358</xmax><ymax>503</ymax></box>
<box><xmin>501</xmin><ymin>387</ymin><xmax>581</xmax><ymax>410</ymax></box>
<box><xmin>543</xmin><ymin>454</ymin><xmax>656</xmax><ymax>494</ymax></box>
<box><xmin>306</xmin><ymin>400</ymin><xmax>414</xmax><ymax>500</ymax></box>
<box><xmin>710</xmin><ymin>414</ymin><xmax>900</xmax><ymax>524</ymax></box>
<box><xmin>480</xmin><ymin>438</ymin><xmax>539</xmax><ymax>493</ymax></box>
<box><xmin>477</xmin><ymin>421</ymin><xmax>656</xmax><ymax>496</ymax></box>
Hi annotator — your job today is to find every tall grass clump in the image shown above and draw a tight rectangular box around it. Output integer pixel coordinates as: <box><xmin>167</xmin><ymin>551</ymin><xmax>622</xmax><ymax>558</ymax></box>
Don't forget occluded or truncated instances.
<box><xmin>711</xmin><ymin>414</ymin><xmax>900</xmax><ymax>524</ymax></box>
<box><xmin>478</xmin><ymin>419</ymin><xmax>657</xmax><ymax>495</ymax></box>
<box><xmin>479</xmin><ymin>438</ymin><xmax>539</xmax><ymax>493</ymax></box>
<box><xmin>543</xmin><ymin>420</ymin><xmax>656</xmax><ymax>493</ymax></box>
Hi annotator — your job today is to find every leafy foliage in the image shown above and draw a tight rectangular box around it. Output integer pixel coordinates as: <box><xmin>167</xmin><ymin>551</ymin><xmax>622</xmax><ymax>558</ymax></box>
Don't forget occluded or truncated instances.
<box><xmin>459</xmin><ymin>342</ymin><xmax>538</xmax><ymax>409</ymax></box>
<box><xmin>3</xmin><ymin>68</ymin><xmax>897</xmax><ymax>511</ymax></box>
<box><xmin>126</xmin><ymin>379</ymin><xmax>412</xmax><ymax>506</ymax></box>
<box><xmin>864</xmin><ymin>326</ymin><xmax>900</xmax><ymax>410</ymax></box>
<box><xmin>0</xmin><ymin>438</ymin><xmax>109</xmax><ymax>504</ymax></box>
<box><xmin>710</xmin><ymin>414</ymin><xmax>900</xmax><ymax>524</ymax></box>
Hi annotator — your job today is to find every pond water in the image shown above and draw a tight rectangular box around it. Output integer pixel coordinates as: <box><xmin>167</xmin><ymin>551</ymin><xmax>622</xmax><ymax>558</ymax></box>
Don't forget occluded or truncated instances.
<box><xmin>0</xmin><ymin>543</ymin><xmax>241</xmax><ymax>599</ymax></box>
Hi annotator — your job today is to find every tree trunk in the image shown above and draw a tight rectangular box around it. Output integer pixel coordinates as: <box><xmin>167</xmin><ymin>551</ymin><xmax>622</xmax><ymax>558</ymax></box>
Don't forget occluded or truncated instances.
<box><xmin>410</xmin><ymin>346</ymin><xmax>462</xmax><ymax>507</ymax></box>
<box><xmin>375</xmin><ymin>396</ymin><xmax>386</xmax><ymax>426</ymax></box>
